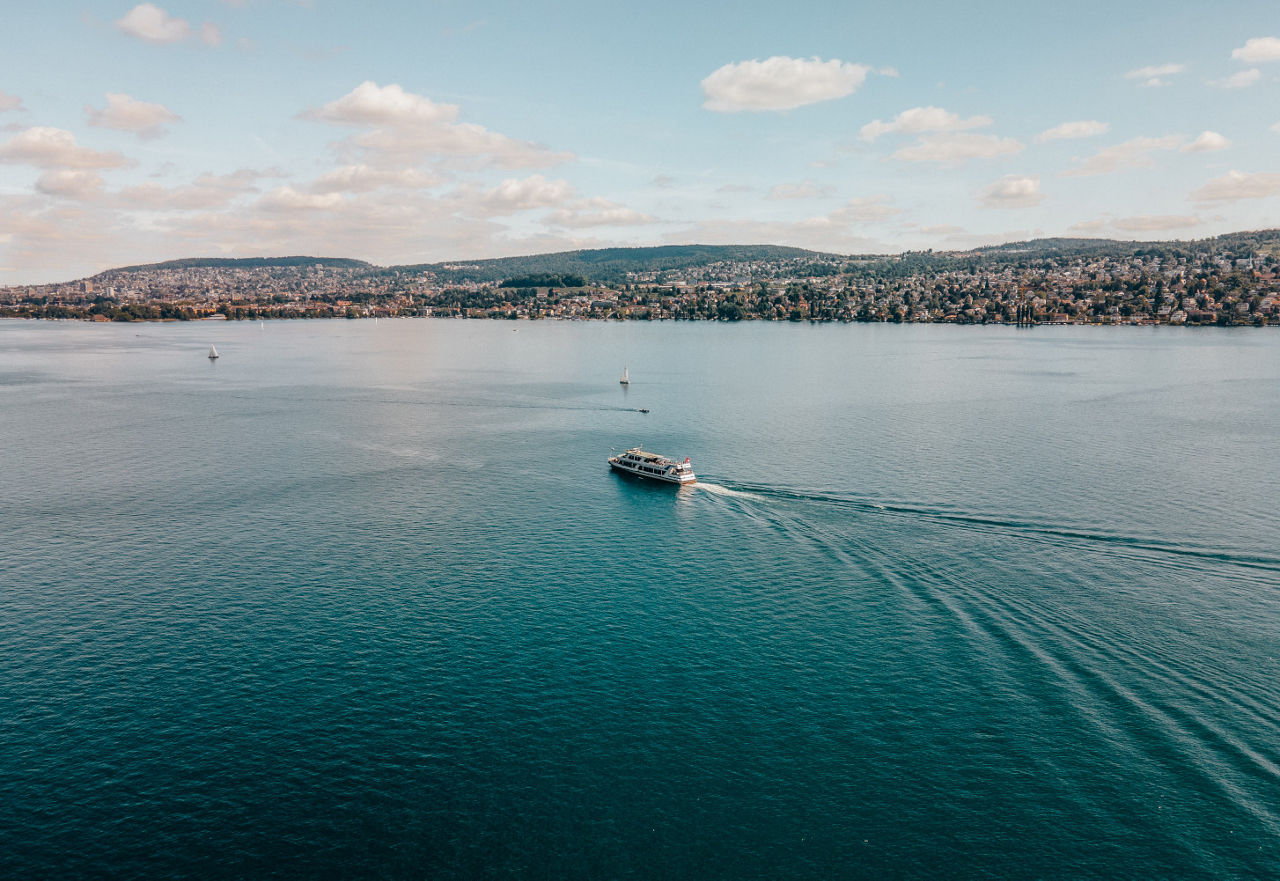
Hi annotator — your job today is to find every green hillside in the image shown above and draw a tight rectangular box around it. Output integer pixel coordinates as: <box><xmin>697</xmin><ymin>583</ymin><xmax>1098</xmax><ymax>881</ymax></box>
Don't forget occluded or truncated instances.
<box><xmin>103</xmin><ymin>256</ymin><xmax>374</xmax><ymax>275</ymax></box>
<box><xmin>393</xmin><ymin>244</ymin><xmax>831</xmax><ymax>284</ymax></box>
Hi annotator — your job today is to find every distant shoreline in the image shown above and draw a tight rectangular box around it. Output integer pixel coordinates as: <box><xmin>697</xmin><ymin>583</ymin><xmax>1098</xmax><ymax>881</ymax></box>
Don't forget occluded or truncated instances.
<box><xmin>5</xmin><ymin>234</ymin><xmax>1277</xmax><ymax>327</ymax></box>
<box><xmin>3</xmin><ymin>314</ymin><xmax>1274</xmax><ymax>328</ymax></box>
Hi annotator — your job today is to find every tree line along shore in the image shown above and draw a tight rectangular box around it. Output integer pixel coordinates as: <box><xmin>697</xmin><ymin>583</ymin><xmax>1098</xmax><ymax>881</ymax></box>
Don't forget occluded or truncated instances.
<box><xmin>3</xmin><ymin>234</ymin><xmax>1279</xmax><ymax>326</ymax></box>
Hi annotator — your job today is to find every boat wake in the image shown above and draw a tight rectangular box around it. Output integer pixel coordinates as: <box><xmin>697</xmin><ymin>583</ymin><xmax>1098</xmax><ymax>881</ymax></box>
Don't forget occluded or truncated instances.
<box><xmin>690</xmin><ymin>481</ymin><xmax>763</xmax><ymax>500</ymax></box>
<box><xmin>697</xmin><ymin>479</ymin><xmax>1280</xmax><ymax>576</ymax></box>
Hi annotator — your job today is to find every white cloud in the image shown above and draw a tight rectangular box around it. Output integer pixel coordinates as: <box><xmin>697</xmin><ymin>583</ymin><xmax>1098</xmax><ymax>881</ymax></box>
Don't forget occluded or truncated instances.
<box><xmin>701</xmin><ymin>56</ymin><xmax>871</xmax><ymax>112</ymax></box>
<box><xmin>546</xmin><ymin>197</ymin><xmax>654</xmax><ymax>228</ymax></box>
<box><xmin>349</xmin><ymin>124</ymin><xmax>570</xmax><ymax>170</ymax></box>
<box><xmin>1271</xmin><ymin>121</ymin><xmax>1280</xmax><ymax>133</ymax></box>
<box><xmin>35</xmin><ymin>171</ymin><xmax>105</xmax><ymax>200</ymax></box>
<box><xmin>201</xmin><ymin>23</ymin><xmax>222</xmax><ymax>47</ymax></box>
<box><xmin>0</xmin><ymin>90</ymin><xmax>22</xmax><ymax>113</ymax></box>
<box><xmin>478</xmin><ymin>175</ymin><xmax>575</xmax><ymax>213</ymax></box>
<box><xmin>0</xmin><ymin>127</ymin><xmax>131</xmax><ymax>169</ymax></box>
<box><xmin>1061</xmin><ymin>135</ymin><xmax>1182</xmax><ymax>176</ymax></box>
<box><xmin>1125</xmin><ymin>63</ymin><xmax>1185</xmax><ymax>87</ymax></box>
<box><xmin>309</xmin><ymin>164</ymin><xmax>440</xmax><ymax>194</ymax></box>
<box><xmin>1211</xmin><ymin>69</ymin><xmax>1260</xmax><ymax>89</ymax></box>
<box><xmin>1182</xmin><ymin>131</ymin><xmax>1230</xmax><ymax>153</ymax></box>
<box><xmin>1190</xmin><ymin>170</ymin><xmax>1280</xmax><ymax>202</ymax></box>
<box><xmin>303</xmin><ymin>81</ymin><xmax>459</xmax><ymax>127</ymax></box>
<box><xmin>908</xmin><ymin>223</ymin><xmax>967</xmax><ymax>236</ymax></box>
<box><xmin>860</xmin><ymin>106</ymin><xmax>991</xmax><ymax>142</ymax></box>
<box><xmin>116</xmin><ymin>4</ymin><xmax>192</xmax><ymax>44</ymax></box>
<box><xmin>1068</xmin><ymin>220</ymin><xmax>1109</xmax><ymax>235</ymax></box>
<box><xmin>1034</xmin><ymin>120</ymin><xmax>1109</xmax><ymax>143</ymax></box>
<box><xmin>117</xmin><ymin>181</ymin><xmax>240</xmax><ymax>210</ymax></box>
<box><xmin>979</xmin><ymin>175</ymin><xmax>1045</xmax><ymax>209</ymax></box>
<box><xmin>304</xmin><ymin>82</ymin><xmax>570</xmax><ymax>170</ymax></box>
<box><xmin>193</xmin><ymin>168</ymin><xmax>283</xmax><ymax>193</ymax></box>
<box><xmin>827</xmin><ymin>194</ymin><xmax>900</xmax><ymax>224</ymax></box>
<box><xmin>766</xmin><ymin>181</ymin><xmax>835</xmax><ymax>200</ymax></box>
<box><xmin>257</xmin><ymin>186</ymin><xmax>346</xmax><ymax>212</ymax></box>
<box><xmin>1112</xmin><ymin>214</ymin><xmax>1200</xmax><ymax>232</ymax></box>
<box><xmin>891</xmin><ymin>132</ymin><xmax>1023</xmax><ymax>164</ymax></box>
<box><xmin>86</xmin><ymin>93</ymin><xmax>181</xmax><ymax>138</ymax></box>
<box><xmin>1231</xmin><ymin>37</ymin><xmax>1280</xmax><ymax>63</ymax></box>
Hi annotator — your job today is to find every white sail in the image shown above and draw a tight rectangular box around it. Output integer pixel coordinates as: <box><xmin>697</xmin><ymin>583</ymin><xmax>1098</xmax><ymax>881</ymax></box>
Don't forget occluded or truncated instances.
<box><xmin>208</xmin><ymin>345</ymin><xmax>219</xmax><ymax>359</ymax></box>
<box><xmin>620</xmin><ymin>366</ymin><xmax>629</xmax><ymax>384</ymax></box>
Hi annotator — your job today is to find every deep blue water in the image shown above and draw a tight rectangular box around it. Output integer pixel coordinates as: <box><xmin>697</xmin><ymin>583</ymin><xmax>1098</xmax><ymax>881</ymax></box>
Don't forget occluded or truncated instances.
<box><xmin>2</xmin><ymin>319</ymin><xmax>1278</xmax><ymax>879</ymax></box>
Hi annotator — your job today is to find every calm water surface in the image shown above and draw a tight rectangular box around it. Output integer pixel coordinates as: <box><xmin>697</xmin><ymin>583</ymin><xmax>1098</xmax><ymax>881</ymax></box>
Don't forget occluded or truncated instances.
<box><xmin>2</xmin><ymin>319</ymin><xmax>1278</xmax><ymax>878</ymax></box>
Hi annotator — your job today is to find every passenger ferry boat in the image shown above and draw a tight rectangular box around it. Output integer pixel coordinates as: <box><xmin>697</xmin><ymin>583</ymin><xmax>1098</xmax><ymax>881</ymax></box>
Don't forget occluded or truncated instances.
<box><xmin>608</xmin><ymin>448</ymin><xmax>696</xmax><ymax>485</ymax></box>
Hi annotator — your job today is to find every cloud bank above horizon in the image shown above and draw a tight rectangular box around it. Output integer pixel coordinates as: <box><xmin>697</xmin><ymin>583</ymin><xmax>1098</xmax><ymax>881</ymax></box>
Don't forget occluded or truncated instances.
<box><xmin>0</xmin><ymin>2</ymin><xmax>1278</xmax><ymax>283</ymax></box>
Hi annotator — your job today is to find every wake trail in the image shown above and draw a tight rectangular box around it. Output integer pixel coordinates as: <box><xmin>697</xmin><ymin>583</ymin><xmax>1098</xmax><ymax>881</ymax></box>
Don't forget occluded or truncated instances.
<box><xmin>699</xmin><ymin>480</ymin><xmax>1280</xmax><ymax>574</ymax></box>
<box><xmin>690</xmin><ymin>481</ymin><xmax>765</xmax><ymax>500</ymax></box>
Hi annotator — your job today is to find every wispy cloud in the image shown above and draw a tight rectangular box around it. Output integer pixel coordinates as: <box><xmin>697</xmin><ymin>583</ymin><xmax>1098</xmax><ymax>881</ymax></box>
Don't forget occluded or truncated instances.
<box><xmin>1182</xmin><ymin>131</ymin><xmax>1230</xmax><ymax>153</ymax></box>
<box><xmin>0</xmin><ymin>127</ymin><xmax>132</xmax><ymax>169</ymax></box>
<box><xmin>979</xmin><ymin>175</ymin><xmax>1045</xmax><ymax>209</ymax></box>
<box><xmin>1061</xmin><ymin>135</ymin><xmax>1182</xmax><ymax>176</ymax></box>
<box><xmin>1112</xmin><ymin>214</ymin><xmax>1200</xmax><ymax>232</ymax></box>
<box><xmin>1034</xmin><ymin>120</ymin><xmax>1109</xmax><ymax>143</ymax></box>
<box><xmin>860</xmin><ymin>106</ymin><xmax>990</xmax><ymax>142</ymax></box>
<box><xmin>1211</xmin><ymin>69</ymin><xmax>1260</xmax><ymax>89</ymax></box>
<box><xmin>86</xmin><ymin>93</ymin><xmax>181</xmax><ymax>138</ymax></box>
<box><xmin>701</xmin><ymin>56</ymin><xmax>872</xmax><ymax>112</ymax></box>
<box><xmin>1125</xmin><ymin>63</ymin><xmax>1186</xmax><ymax>87</ymax></box>
<box><xmin>301</xmin><ymin>81</ymin><xmax>572</xmax><ymax>170</ymax></box>
<box><xmin>477</xmin><ymin>175</ymin><xmax>575</xmax><ymax>214</ymax></box>
<box><xmin>827</xmin><ymin>194</ymin><xmax>900</xmax><ymax>224</ymax></box>
<box><xmin>891</xmin><ymin>132</ymin><xmax>1023</xmax><ymax>164</ymax></box>
<box><xmin>547</xmin><ymin>197</ymin><xmax>655</xmax><ymax>228</ymax></box>
<box><xmin>308</xmin><ymin>165</ymin><xmax>441</xmax><ymax>194</ymax></box>
<box><xmin>766</xmin><ymin>180</ymin><xmax>835</xmax><ymax>200</ymax></box>
<box><xmin>36</xmin><ymin>170</ymin><xmax>106</xmax><ymax>200</ymax></box>
<box><xmin>1190</xmin><ymin>170</ymin><xmax>1280</xmax><ymax>202</ymax></box>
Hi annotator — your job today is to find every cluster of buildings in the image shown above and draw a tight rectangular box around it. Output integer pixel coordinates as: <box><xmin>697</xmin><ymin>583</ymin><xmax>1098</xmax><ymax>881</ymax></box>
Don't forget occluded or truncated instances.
<box><xmin>3</xmin><ymin>245</ymin><xmax>1278</xmax><ymax>326</ymax></box>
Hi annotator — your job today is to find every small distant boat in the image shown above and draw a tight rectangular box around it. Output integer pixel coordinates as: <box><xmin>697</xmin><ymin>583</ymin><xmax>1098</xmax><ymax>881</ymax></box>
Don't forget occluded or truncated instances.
<box><xmin>637</xmin><ymin>408</ymin><xmax>649</xmax><ymax>413</ymax></box>
<box><xmin>208</xmin><ymin>345</ymin><xmax>219</xmax><ymax>360</ymax></box>
<box><xmin>608</xmin><ymin>448</ymin><xmax>695</xmax><ymax>485</ymax></box>
<box><xmin>620</xmin><ymin>366</ymin><xmax>630</xmax><ymax>385</ymax></box>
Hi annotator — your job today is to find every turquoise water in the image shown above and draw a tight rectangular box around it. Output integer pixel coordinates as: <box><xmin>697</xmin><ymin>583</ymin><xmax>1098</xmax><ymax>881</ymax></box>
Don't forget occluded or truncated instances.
<box><xmin>2</xmin><ymin>319</ymin><xmax>1279</xmax><ymax>878</ymax></box>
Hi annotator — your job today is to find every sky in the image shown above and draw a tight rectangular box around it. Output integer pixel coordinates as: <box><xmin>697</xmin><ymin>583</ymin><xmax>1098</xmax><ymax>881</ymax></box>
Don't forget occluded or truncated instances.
<box><xmin>1</xmin><ymin>1</ymin><xmax>1279</xmax><ymax>284</ymax></box>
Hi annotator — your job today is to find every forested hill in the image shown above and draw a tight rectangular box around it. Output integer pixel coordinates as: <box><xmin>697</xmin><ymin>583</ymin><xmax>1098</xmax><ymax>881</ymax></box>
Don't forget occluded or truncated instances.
<box><xmin>106</xmin><ymin>256</ymin><xmax>374</xmax><ymax>274</ymax></box>
<box><xmin>967</xmin><ymin>229</ymin><xmax>1280</xmax><ymax>260</ymax></box>
<box><xmin>86</xmin><ymin>232</ymin><xmax>1280</xmax><ymax>287</ymax></box>
<box><xmin>392</xmin><ymin>245</ymin><xmax>828</xmax><ymax>284</ymax></box>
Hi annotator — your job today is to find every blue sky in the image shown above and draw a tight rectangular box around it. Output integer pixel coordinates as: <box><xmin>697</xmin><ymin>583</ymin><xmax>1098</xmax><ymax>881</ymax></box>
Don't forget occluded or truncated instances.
<box><xmin>2</xmin><ymin>0</ymin><xmax>1278</xmax><ymax>283</ymax></box>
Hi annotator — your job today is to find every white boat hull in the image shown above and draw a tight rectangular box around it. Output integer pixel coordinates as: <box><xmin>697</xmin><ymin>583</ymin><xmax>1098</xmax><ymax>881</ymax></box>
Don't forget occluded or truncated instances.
<box><xmin>608</xmin><ymin>451</ymin><xmax>696</xmax><ymax>485</ymax></box>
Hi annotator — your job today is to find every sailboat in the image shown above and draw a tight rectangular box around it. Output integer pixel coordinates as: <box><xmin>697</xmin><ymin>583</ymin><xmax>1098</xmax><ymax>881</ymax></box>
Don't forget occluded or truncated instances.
<box><xmin>620</xmin><ymin>366</ymin><xmax>630</xmax><ymax>385</ymax></box>
<box><xmin>208</xmin><ymin>345</ymin><xmax>219</xmax><ymax>360</ymax></box>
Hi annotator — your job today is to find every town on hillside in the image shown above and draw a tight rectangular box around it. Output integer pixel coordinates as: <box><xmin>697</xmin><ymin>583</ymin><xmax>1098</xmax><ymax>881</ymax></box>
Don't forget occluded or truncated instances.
<box><xmin>3</xmin><ymin>233</ymin><xmax>1279</xmax><ymax>326</ymax></box>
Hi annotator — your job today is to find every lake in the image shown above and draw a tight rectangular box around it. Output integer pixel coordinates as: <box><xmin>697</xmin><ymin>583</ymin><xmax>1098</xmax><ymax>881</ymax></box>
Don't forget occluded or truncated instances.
<box><xmin>2</xmin><ymin>318</ymin><xmax>1278</xmax><ymax>878</ymax></box>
